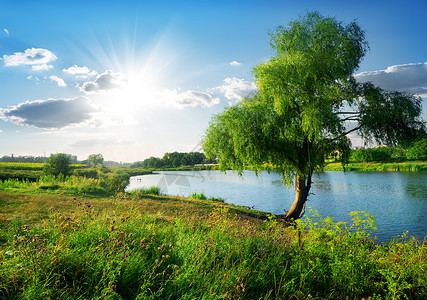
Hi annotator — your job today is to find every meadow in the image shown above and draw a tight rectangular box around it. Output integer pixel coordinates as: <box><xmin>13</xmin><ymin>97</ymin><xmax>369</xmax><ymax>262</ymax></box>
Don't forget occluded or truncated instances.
<box><xmin>0</xmin><ymin>168</ymin><xmax>426</xmax><ymax>299</ymax></box>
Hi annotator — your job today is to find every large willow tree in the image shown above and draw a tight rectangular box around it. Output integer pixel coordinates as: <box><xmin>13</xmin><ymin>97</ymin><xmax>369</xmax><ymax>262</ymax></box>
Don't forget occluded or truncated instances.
<box><xmin>203</xmin><ymin>12</ymin><xmax>424</xmax><ymax>221</ymax></box>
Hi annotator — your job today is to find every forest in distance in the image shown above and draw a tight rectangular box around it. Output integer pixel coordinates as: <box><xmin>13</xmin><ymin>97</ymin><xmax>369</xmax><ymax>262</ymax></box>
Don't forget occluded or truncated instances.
<box><xmin>1</xmin><ymin>141</ymin><xmax>426</xmax><ymax>170</ymax></box>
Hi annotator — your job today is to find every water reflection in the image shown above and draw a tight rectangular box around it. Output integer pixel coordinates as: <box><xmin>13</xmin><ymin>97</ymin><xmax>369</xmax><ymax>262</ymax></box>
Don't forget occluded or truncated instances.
<box><xmin>127</xmin><ymin>170</ymin><xmax>427</xmax><ymax>242</ymax></box>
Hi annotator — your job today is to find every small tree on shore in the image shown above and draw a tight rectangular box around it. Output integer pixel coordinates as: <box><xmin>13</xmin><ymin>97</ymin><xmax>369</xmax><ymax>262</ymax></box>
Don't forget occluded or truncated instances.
<box><xmin>203</xmin><ymin>11</ymin><xmax>424</xmax><ymax>222</ymax></box>
<box><xmin>43</xmin><ymin>153</ymin><xmax>72</xmax><ymax>177</ymax></box>
<box><xmin>87</xmin><ymin>153</ymin><xmax>104</xmax><ymax>167</ymax></box>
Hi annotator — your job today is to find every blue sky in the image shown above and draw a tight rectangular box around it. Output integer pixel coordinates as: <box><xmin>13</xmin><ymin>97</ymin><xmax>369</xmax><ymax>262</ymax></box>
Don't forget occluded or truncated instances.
<box><xmin>1</xmin><ymin>0</ymin><xmax>426</xmax><ymax>162</ymax></box>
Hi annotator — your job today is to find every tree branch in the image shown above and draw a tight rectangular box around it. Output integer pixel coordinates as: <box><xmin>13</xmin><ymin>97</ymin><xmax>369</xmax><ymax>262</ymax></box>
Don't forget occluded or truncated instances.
<box><xmin>342</xmin><ymin>124</ymin><xmax>363</xmax><ymax>137</ymax></box>
<box><xmin>336</xmin><ymin>111</ymin><xmax>360</xmax><ymax>115</ymax></box>
<box><xmin>326</xmin><ymin>124</ymin><xmax>364</xmax><ymax>144</ymax></box>
<box><xmin>341</xmin><ymin>117</ymin><xmax>361</xmax><ymax>122</ymax></box>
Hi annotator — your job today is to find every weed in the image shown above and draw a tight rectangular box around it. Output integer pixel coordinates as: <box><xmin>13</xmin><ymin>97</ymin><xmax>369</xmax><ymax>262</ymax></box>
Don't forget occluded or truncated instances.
<box><xmin>0</xmin><ymin>196</ymin><xmax>425</xmax><ymax>299</ymax></box>
<box><xmin>190</xmin><ymin>192</ymin><xmax>207</xmax><ymax>200</ymax></box>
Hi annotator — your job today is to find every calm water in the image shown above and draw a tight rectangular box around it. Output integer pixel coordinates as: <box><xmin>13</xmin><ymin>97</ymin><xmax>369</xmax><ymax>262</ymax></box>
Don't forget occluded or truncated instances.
<box><xmin>126</xmin><ymin>170</ymin><xmax>427</xmax><ymax>242</ymax></box>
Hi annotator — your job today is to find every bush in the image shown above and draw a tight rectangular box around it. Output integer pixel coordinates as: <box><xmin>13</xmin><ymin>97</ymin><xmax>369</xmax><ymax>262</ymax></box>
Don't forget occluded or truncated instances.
<box><xmin>130</xmin><ymin>186</ymin><xmax>162</xmax><ymax>196</ymax></box>
<box><xmin>406</xmin><ymin>139</ymin><xmax>427</xmax><ymax>161</ymax></box>
<box><xmin>43</xmin><ymin>153</ymin><xmax>72</xmax><ymax>177</ymax></box>
<box><xmin>190</xmin><ymin>192</ymin><xmax>207</xmax><ymax>200</ymax></box>
<box><xmin>73</xmin><ymin>168</ymin><xmax>99</xmax><ymax>179</ymax></box>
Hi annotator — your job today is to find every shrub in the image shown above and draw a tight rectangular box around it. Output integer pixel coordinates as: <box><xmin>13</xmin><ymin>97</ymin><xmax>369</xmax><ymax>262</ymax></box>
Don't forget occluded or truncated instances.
<box><xmin>130</xmin><ymin>186</ymin><xmax>162</xmax><ymax>196</ymax></box>
<box><xmin>43</xmin><ymin>153</ymin><xmax>72</xmax><ymax>177</ymax></box>
<box><xmin>406</xmin><ymin>138</ymin><xmax>427</xmax><ymax>161</ymax></box>
<box><xmin>190</xmin><ymin>192</ymin><xmax>207</xmax><ymax>200</ymax></box>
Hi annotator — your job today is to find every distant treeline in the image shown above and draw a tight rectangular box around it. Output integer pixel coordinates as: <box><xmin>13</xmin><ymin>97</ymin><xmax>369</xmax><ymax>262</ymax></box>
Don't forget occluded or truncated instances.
<box><xmin>0</xmin><ymin>154</ymin><xmax>79</xmax><ymax>164</ymax></box>
<box><xmin>0</xmin><ymin>155</ymin><xmax>48</xmax><ymax>163</ymax></box>
<box><xmin>350</xmin><ymin>140</ymin><xmax>427</xmax><ymax>163</ymax></box>
<box><xmin>130</xmin><ymin>152</ymin><xmax>216</xmax><ymax>169</ymax></box>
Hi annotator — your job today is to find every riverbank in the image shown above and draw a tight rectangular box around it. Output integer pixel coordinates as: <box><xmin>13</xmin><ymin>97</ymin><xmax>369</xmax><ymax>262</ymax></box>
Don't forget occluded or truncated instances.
<box><xmin>161</xmin><ymin>161</ymin><xmax>427</xmax><ymax>172</ymax></box>
<box><xmin>324</xmin><ymin>161</ymin><xmax>427</xmax><ymax>172</ymax></box>
<box><xmin>0</xmin><ymin>185</ymin><xmax>426</xmax><ymax>298</ymax></box>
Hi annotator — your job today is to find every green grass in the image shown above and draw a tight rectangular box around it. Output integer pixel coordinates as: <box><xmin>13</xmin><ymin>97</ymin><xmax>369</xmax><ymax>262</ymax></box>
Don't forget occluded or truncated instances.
<box><xmin>190</xmin><ymin>192</ymin><xmax>207</xmax><ymax>200</ymax></box>
<box><xmin>324</xmin><ymin>161</ymin><xmax>427</xmax><ymax>172</ymax></box>
<box><xmin>0</xmin><ymin>174</ymin><xmax>127</xmax><ymax>198</ymax></box>
<box><xmin>129</xmin><ymin>186</ymin><xmax>163</xmax><ymax>196</ymax></box>
<box><xmin>0</xmin><ymin>189</ymin><xmax>426</xmax><ymax>299</ymax></box>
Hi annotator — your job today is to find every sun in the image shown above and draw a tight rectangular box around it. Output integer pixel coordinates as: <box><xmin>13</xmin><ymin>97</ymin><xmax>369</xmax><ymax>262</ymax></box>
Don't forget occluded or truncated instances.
<box><xmin>75</xmin><ymin>23</ymin><xmax>186</xmax><ymax>124</ymax></box>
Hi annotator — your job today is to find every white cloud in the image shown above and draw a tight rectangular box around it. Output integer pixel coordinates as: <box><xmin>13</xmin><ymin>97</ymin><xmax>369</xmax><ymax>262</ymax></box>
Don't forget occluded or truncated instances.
<box><xmin>230</xmin><ymin>60</ymin><xmax>241</xmax><ymax>66</ymax></box>
<box><xmin>2</xmin><ymin>48</ymin><xmax>57</xmax><ymax>67</ymax></box>
<box><xmin>0</xmin><ymin>97</ymin><xmax>98</xmax><ymax>129</ymax></box>
<box><xmin>32</xmin><ymin>64</ymin><xmax>53</xmax><ymax>71</ymax></box>
<box><xmin>79</xmin><ymin>70</ymin><xmax>127</xmax><ymax>94</ymax></box>
<box><xmin>0</xmin><ymin>128</ymin><xmax>3</xmax><ymax>133</ymax></box>
<box><xmin>163</xmin><ymin>89</ymin><xmax>220</xmax><ymax>108</ymax></box>
<box><xmin>2</xmin><ymin>28</ymin><xmax>9</xmax><ymax>37</ymax></box>
<box><xmin>49</xmin><ymin>75</ymin><xmax>67</xmax><ymax>87</ymax></box>
<box><xmin>210</xmin><ymin>77</ymin><xmax>257</xmax><ymax>100</ymax></box>
<box><xmin>355</xmin><ymin>62</ymin><xmax>427</xmax><ymax>97</ymax></box>
<box><xmin>62</xmin><ymin>65</ymin><xmax>98</xmax><ymax>78</ymax></box>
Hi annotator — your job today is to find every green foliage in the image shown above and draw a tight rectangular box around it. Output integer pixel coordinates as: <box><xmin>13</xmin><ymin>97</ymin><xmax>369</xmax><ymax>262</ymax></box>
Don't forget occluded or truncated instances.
<box><xmin>130</xmin><ymin>186</ymin><xmax>162</xmax><ymax>196</ymax></box>
<box><xmin>205</xmin><ymin>11</ymin><xmax>424</xmax><ymax>181</ymax></box>
<box><xmin>203</xmin><ymin>11</ymin><xmax>424</xmax><ymax>220</ymax></box>
<box><xmin>0</xmin><ymin>162</ymin><xmax>44</xmax><ymax>170</ymax></box>
<box><xmin>406</xmin><ymin>138</ymin><xmax>427</xmax><ymax>161</ymax></box>
<box><xmin>0</xmin><ymin>173</ymin><xmax>126</xmax><ymax>197</ymax></box>
<box><xmin>0</xmin><ymin>169</ymin><xmax>42</xmax><ymax>182</ymax></box>
<box><xmin>43</xmin><ymin>153</ymin><xmax>72</xmax><ymax>177</ymax></box>
<box><xmin>0</xmin><ymin>198</ymin><xmax>425</xmax><ymax>299</ymax></box>
<box><xmin>351</xmin><ymin>147</ymin><xmax>397</xmax><ymax>163</ymax></box>
<box><xmin>87</xmin><ymin>153</ymin><xmax>104</xmax><ymax>167</ymax></box>
<box><xmin>190</xmin><ymin>192</ymin><xmax>207</xmax><ymax>200</ymax></box>
<box><xmin>131</xmin><ymin>152</ymin><xmax>213</xmax><ymax>169</ymax></box>
<box><xmin>358</xmin><ymin>83</ymin><xmax>424</xmax><ymax>147</ymax></box>
<box><xmin>204</xmin><ymin>12</ymin><xmax>369</xmax><ymax>181</ymax></box>
<box><xmin>73</xmin><ymin>168</ymin><xmax>99</xmax><ymax>178</ymax></box>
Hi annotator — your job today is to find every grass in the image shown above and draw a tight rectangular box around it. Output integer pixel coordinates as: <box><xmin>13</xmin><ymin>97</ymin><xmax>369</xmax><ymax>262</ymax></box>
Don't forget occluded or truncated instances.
<box><xmin>324</xmin><ymin>161</ymin><xmax>427</xmax><ymax>172</ymax></box>
<box><xmin>0</xmin><ymin>187</ymin><xmax>426</xmax><ymax>299</ymax></box>
<box><xmin>0</xmin><ymin>172</ymin><xmax>133</xmax><ymax>198</ymax></box>
<box><xmin>129</xmin><ymin>186</ymin><xmax>163</xmax><ymax>196</ymax></box>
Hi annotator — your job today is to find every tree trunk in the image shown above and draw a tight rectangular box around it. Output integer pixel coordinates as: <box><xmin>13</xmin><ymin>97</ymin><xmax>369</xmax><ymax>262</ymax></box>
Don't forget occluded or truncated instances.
<box><xmin>282</xmin><ymin>173</ymin><xmax>312</xmax><ymax>222</ymax></box>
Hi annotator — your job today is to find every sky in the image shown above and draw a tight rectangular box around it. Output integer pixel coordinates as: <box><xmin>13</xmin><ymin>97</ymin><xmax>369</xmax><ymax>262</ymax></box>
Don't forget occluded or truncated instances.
<box><xmin>1</xmin><ymin>0</ymin><xmax>426</xmax><ymax>162</ymax></box>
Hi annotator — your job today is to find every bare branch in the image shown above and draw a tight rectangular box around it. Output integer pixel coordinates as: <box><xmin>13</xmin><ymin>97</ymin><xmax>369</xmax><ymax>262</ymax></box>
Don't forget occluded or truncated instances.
<box><xmin>341</xmin><ymin>117</ymin><xmax>361</xmax><ymax>122</ymax></box>
<box><xmin>342</xmin><ymin>124</ymin><xmax>363</xmax><ymax>137</ymax></box>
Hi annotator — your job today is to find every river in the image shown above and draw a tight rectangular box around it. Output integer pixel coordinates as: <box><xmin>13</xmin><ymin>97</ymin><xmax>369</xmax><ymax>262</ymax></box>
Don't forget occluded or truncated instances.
<box><xmin>126</xmin><ymin>170</ymin><xmax>427</xmax><ymax>242</ymax></box>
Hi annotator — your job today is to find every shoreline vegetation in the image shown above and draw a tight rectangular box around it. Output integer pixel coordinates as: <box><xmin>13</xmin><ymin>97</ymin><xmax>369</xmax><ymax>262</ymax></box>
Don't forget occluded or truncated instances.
<box><xmin>324</xmin><ymin>161</ymin><xmax>427</xmax><ymax>172</ymax></box>
<box><xmin>0</xmin><ymin>165</ymin><xmax>426</xmax><ymax>298</ymax></box>
<box><xmin>1</xmin><ymin>179</ymin><xmax>426</xmax><ymax>298</ymax></box>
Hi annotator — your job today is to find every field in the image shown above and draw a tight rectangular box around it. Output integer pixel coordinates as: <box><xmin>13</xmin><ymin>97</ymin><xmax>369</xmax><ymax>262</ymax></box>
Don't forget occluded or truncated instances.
<box><xmin>0</xmin><ymin>170</ymin><xmax>426</xmax><ymax>299</ymax></box>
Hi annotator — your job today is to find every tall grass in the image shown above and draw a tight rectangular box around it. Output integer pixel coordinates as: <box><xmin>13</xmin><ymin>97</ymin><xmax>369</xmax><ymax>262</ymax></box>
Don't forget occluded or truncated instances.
<box><xmin>0</xmin><ymin>195</ymin><xmax>425</xmax><ymax>299</ymax></box>
<box><xmin>0</xmin><ymin>173</ymin><xmax>127</xmax><ymax>197</ymax></box>
<box><xmin>129</xmin><ymin>186</ymin><xmax>162</xmax><ymax>196</ymax></box>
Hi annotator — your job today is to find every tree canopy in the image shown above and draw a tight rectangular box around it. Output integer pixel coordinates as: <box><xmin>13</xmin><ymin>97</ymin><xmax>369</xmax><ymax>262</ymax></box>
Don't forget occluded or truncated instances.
<box><xmin>203</xmin><ymin>11</ymin><xmax>425</xmax><ymax>221</ymax></box>
<box><xmin>43</xmin><ymin>153</ymin><xmax>72</xmax><ymax>177</ymax></box>
<box><xmin>87</xmin><ymin>153</ymin><xmax>104</xmax><ymax>167</ymax></box>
